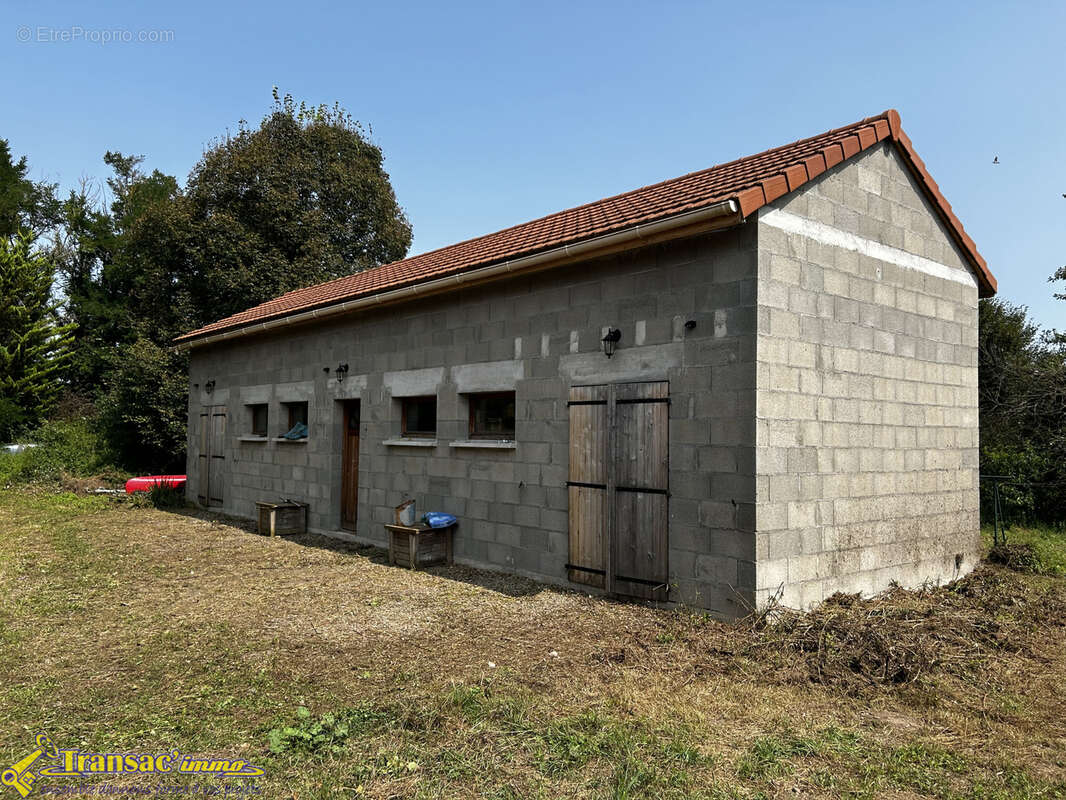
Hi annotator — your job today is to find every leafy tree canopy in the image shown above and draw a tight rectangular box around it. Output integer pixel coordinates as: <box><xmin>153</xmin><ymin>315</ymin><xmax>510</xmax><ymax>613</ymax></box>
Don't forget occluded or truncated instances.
<box><xmin>45</xmin><ymin>90</ymin><xmax>413</xmax><ymax>469</ymax></box>
<box><xmin>0</xmin><ymin>139</ymin><xmax>58</xmax><ymax>238</ymax></box>
<box><xmin>978</xmin><ymin>298</ymin><xmax>1066</xmax><ymax>523</ymax></box>
<box><xmin>181</xmin><ymin>88</ymin><xmax>412</xmax><ymax>325</ymax></box>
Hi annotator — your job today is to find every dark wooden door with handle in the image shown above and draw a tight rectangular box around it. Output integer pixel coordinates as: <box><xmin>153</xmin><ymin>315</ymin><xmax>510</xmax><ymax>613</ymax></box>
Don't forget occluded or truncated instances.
<box><xmin>341</xmin><ymin>401</ymin><xmax>360</xmax><ymax>531</ymax></box>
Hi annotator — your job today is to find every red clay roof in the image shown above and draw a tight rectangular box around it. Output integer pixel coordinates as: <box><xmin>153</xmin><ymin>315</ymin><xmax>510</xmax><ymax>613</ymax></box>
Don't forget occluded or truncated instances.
<box><xmin>176</xmin><ymin>109</ymin><xmax>995</xmax><ymax>345</ymax></box>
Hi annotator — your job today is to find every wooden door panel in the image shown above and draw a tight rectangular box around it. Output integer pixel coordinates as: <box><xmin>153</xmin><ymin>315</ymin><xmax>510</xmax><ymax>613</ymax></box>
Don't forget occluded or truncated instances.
<box><xmin>208</xmin><ymin>406</ymin><xmax>226</xmax><ymax>506</ymax></box>
<box><xmin>567</xmin><ymin>485</ymin><xmax>607</xmax><ymax>587</ymax></box>
<box><xmin>341</xmin><ymin>402</ymin><xmax>360</xmax><ymax>530</ymax></box>
<box><xmin>612</xmin><ymin>491</ymin><xmax>669</xmax><ymax>600</ymax></box>
<box><xmin>567</xmin><ymin>385</ymin><xmax>608</xmax><ymax>586</ymax></box>
<box><xmin>611</xmin><ymin>382</ymin><xmax>668</xmax><ymax>600</ymax></box>
<box><xmin>613</xmin><ymin>400</ymin><xmax>669</xmax><ymax>490</ymax></box>
<box><xmin>197</xmin><ymin>410</ymin><xmax>210</xmax><ymax>505</ymax></box>
<box><xmin>567</xmin><ymin>385</ymin><xmax>607</xmax><ymax>484</ymax></box>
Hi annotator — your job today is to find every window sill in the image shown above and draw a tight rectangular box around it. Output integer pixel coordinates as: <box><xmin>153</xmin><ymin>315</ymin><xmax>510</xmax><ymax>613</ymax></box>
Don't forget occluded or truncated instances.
<box><xmin>273</xmin><ymin>437</ymin><xmax>309</xmax><ymax>444</ymax></box>
<box><xmin>449</xmin><ymin>440</ymin><xmax>517</xmax><ymax>449</ymax></box>
<box><xmin>383</xmin><ymin>438</ymin><xmax>438</xmax><ymax>447</ymax></box>
<box><xmin>238</xmin><ymin>436</ymin><xmax>270</xmax><ymax>443</ymax></box>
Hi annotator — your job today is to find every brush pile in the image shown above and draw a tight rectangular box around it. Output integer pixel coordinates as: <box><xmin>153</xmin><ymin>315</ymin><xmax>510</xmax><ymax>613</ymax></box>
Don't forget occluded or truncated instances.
<box><xmin>745</xmin><ymin>566</ymin><xmax>1066</xmax><ymax>693</ymax></box>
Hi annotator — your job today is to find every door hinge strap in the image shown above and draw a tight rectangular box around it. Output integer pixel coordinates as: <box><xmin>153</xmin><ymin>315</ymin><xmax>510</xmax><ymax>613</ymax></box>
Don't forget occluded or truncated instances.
<box><xmin>566</xmin><ymin>563</ymin><xmax>606</xmax><ymax>576</ymax></box>
<box><xmin>567</xmin><ymin>480</ymin><xmax>607</xmax><ymax>490</ymax></box>
<box><xmin>615</xmin><ymin>397</ymin><xmax>670</xmax><ymax>405</ymax></box>
<box><xmin>615</xmin><ymin>486</ymin><xmax>669</xmax><ymax>496</ymax></box>
<box><xmin>614</xmin><ymin>574</ymin><xmax>668</xmax><ymax>588</ymax></box>
<box><xmin>567</xmin><ymin>400</ymin><xmax>607</xmax><ymax>407</ymax></box>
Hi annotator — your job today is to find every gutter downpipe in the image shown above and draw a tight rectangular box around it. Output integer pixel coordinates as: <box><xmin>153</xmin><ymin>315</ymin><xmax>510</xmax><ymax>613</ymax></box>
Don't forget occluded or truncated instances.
<box><xmin>175</xmin><ymin>199</ymin><xmax>741</xmax><ymax>350</ymax></box>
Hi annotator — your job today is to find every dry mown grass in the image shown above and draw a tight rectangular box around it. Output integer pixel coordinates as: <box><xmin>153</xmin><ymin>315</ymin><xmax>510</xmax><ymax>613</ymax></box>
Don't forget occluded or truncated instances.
<box><xmin>1</xmin><ymin>489</ymin><xmax>1064</xmax><ymax>799</ymax></box>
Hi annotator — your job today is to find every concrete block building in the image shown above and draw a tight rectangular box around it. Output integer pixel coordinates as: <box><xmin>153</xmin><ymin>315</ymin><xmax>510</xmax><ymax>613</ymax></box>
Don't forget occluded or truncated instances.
<box><xmin>176</xmin><ymin>110</ymin><xmax>996</xmax><ymax>618</ymax></box>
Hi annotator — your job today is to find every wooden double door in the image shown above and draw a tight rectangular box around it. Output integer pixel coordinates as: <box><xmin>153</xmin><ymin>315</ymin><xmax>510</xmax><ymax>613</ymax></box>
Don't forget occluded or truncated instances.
<box><xmin>567</xmin><ymin>381</ymin><xmax>669</xmax><ymax>601</ymax></box>
<box><xmin>197</xmin><ymin>405</ymin><xmax>227</xmax><ymax>507</ymax></box>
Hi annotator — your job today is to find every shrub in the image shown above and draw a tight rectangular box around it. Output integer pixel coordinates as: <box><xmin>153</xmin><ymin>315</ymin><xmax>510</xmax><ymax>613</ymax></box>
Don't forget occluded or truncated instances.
<box><xmin>128</xmin><ymin>483</ymin><xmax>186</xmax><ymax>509</ymax></box>
<box><xmin>0</xmin><ymin>418</ymin><xmax>110</xmax><ymax>485</ymax></box>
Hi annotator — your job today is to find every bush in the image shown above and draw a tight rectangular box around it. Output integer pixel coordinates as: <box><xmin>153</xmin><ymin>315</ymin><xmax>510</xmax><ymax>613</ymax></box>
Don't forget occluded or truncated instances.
<box><xmin>97</xmin><ymin>338</ymin><xmax>188</xmax><ymax>474</ymax></box>
<box><xmin>0</xmin><ymin>418</ymin><xmax>111</xmax><ymax>485</ymax></box>
<box><xmin>128</xmin><ymin>483</ymin><xmax>186</xmax><ymax>509</ymax></box>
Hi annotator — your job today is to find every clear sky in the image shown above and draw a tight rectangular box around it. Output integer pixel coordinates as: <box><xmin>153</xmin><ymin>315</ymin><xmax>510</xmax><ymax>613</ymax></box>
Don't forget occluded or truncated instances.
<box><xmin>3</xmin><ymin>0</ymin><xmax>1064</xmax><ymax>331</ymax></box>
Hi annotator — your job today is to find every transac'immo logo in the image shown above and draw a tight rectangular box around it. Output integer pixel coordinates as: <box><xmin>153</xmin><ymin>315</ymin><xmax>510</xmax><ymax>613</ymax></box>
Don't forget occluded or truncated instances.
<box><xmin>1</xmin><ymin>733</ymin><xmax>263</xmax><ymax>797</ymax></box>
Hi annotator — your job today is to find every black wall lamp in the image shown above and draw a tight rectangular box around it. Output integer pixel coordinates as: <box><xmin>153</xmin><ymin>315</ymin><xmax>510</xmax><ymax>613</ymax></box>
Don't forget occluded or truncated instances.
<box><xmin>204</xmin><ymin>379</ymin><xmax>215</xmax><ymax>395</ymax></box>
<box><xmin>601</xmin><ymin>328</ymin><xmax>621</xmax><ymax>358</ymax></box>
<box><xmin>335</xmin><ymin>363</ymin><xmax>349</xmax><ymax>381</ymax></box>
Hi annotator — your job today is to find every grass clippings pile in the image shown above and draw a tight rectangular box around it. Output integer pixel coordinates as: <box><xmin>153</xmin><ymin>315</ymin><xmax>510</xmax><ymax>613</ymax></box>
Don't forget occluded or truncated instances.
<box><xmin>749</xmin><ymin>568</ymin><xmax>1066</xmax><ymax>693</ymax></box>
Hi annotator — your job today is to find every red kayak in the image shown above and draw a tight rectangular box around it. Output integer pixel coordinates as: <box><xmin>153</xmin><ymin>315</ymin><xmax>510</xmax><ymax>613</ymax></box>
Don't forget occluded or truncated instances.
<box><xmin>125</xmin><ymin>475</ymin><xmax>187</xmax><ymax>494</ymax></box>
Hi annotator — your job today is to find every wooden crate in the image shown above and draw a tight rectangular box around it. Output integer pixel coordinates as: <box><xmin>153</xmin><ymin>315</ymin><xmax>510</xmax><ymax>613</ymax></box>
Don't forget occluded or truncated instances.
<box><xmin>386</xmin><ymin>523</ymin><xmax>455</xmax><ymax>569</ymax></box>
<box><xmin>256</xmin><ymin>501</ymin><xmax>308</xmax><ymax>536</ymax></box>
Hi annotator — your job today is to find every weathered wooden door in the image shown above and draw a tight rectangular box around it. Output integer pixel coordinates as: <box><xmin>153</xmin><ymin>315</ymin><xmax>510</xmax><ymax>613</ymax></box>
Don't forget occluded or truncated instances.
<box><xmin>197</xmin><ymin>405</ymin><xmax>227</xmax><ymax>507</ymax></box>
<box><xmin>340</xmin><ymin>401</ymin><xmax>360</xmax><ymax>531</ymax></box>
<box><xmin>567</xmin><ymin>382</ymin><xmax>669</xmax><ymax>600</ymax></box>
<box><xmin>611</xmin><ymin>381</ymin><xmax>670</xmax><ymax>600</ymax></box>
<box><xmin>566</xmin><ymin>385</ymin><xmax>609</xmax><ymax>588</ymax></box>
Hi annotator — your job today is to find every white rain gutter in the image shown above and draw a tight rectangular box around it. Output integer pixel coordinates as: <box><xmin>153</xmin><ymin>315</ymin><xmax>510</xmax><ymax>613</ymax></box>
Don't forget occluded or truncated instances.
<box><xmin>175</xmin><ymin>198</ymin><xmax>741</xmax><ymax>350</ymax></box>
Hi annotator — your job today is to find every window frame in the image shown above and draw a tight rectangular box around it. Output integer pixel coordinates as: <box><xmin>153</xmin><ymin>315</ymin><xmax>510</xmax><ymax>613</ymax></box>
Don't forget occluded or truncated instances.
<box><xmin>282</xmin><ymin>401</ymin><xmax>309</xmax><ymax>432</ymax></box>
<box><xmin>467</xmin><ymin>391</ymin><xmax>516</xmax><ymax>440</ymax></box>
<box><xmin>249</xmin><ymin>403</ymin><xmax>268</xmax><ymax>437</ymax></box>
<box><xmin>400</xmin><ymin>395</ymin><xmax>437</xmax><ymax>438</ymax></box>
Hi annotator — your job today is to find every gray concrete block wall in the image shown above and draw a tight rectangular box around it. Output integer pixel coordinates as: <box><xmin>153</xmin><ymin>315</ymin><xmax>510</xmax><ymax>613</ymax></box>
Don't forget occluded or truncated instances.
<box><xmin>187</xmin><ymin>224</ymin><xmax>759</xmax><ymax>617</ymax></box>
<box><xmin>753</xmin><ymin>141</ymin><xmax>981</xmax><ymax>609</ymax></box>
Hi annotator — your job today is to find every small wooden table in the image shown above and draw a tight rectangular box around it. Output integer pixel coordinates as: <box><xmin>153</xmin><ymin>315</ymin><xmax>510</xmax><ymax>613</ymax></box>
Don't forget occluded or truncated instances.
<box><xmin>385</xmin><ymin>522</ymin><xmax>456</xmax><ymax>570</ymax></box>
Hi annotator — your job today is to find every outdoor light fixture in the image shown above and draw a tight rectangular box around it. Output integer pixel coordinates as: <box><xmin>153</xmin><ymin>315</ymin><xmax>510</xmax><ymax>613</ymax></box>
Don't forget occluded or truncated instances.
<box><xmin>601</xmin><ymin>328</ymin><xmax>621</xmax><ymax>358</ymax></box>
<box><xmin>204</xmin><ymin>380</ymin><xmax>215</xmax><ymax>395</ymax></box>
<box><xmin>336</xmin><ymin>363</ymin><xmax>349</xmax><ymax>381</ymax></box>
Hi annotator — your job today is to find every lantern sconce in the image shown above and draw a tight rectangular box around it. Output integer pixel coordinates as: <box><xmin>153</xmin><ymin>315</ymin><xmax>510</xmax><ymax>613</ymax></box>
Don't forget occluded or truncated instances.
<box><xmin>601</xmin><ymin>328</ymin><xmax>622</xmax><ymax>359</ymax></box>
<box><xmin>204</xmin><ymin>380</ymin><xmax>215</xmax><ymax>395</ymax></box>
<box><xmin>336</xmin><ymin>363</ymin><xmax>349</xmax><ymax>381</ymax></box>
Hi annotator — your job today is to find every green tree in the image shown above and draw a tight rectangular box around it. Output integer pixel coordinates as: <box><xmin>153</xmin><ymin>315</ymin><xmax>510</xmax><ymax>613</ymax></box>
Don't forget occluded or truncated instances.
<box><xmin>0</xmin><ymin>232</ymin><xmax>75</xmax><ymax>439</ymax></box>
<box><xmin>0</xmin><ymin>139</ymin><xmax>58</xmax><ymax>238</ymax></box>
<box><xmin>54</xmin><ymin>91</ymin><xmax>412</xmax><ymax>471</ymax></box>
<box><xmin>97</xmin><ymin>338</ymin><xmax>188</xmax><ymax>473</ymax></box>
<box><xmin>181</xmin><ymin>89</ymin><xmax>411</xmax><ymax>324</ymax></box>
<box><xmin>978</xmin><ymin>298</ymin><xmax>1066</xmax><ymax>523</ymax></box>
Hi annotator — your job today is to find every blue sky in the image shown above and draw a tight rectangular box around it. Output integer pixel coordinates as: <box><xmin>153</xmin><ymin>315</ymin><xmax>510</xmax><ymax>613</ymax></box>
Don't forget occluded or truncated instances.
<box><xmin>3</xmin><ymin>0</ymin><xmax>1064</xmax><ymax>330</ymax></box>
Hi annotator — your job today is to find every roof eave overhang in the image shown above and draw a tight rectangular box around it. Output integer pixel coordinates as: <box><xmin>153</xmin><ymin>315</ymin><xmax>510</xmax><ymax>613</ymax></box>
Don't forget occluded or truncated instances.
<box><xmin>174</xmin><ymin>198</ymin><xmax>743</xmax><ymax>351</ymax></box>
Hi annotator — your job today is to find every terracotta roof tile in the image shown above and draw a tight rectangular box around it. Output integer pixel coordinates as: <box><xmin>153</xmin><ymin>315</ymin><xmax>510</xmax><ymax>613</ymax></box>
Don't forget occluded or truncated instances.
<box><xmin>176</xmin><ymin>110</ymin><xmax>995</xmax><ymax>345</ymax></box>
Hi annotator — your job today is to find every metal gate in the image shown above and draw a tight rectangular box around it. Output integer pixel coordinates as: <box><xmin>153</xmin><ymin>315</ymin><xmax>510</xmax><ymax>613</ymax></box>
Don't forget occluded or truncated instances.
<box><xmin>566</xmin><ymin>381</ymin><xmax>669</xmax><ymax>600</ymax></box>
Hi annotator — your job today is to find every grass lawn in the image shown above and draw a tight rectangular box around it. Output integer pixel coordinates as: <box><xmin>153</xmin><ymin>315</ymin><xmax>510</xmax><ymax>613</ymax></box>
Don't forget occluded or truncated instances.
<box><xmin>1</xmin><ymin>489</ymin><xmax>1064</xmax><ymax>799</ymax></box>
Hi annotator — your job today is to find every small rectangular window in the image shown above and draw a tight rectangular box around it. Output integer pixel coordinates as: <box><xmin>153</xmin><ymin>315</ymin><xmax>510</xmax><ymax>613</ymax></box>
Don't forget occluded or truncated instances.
<box><xmin>469</xmin><ymin>392</ymin><xmax>516</xmax><ymax>440</ymax></box>
<box><xmin>282</xmin><ymin>401</ymin><xmax>309</xmax><ymax>436</ymax></box>
<box><xmin>249</xmin><ymin>404</ymin><xmax>268</xmax><ymax>437</ymax></box>
<box><xmin>401</xmin><ymin>396</ymin><xmax>437</xmax><ymax>437</ymax></box>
